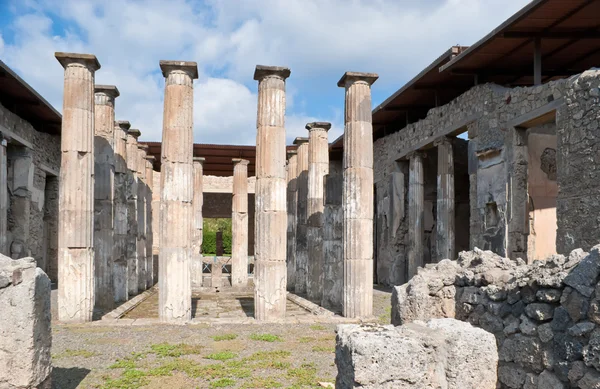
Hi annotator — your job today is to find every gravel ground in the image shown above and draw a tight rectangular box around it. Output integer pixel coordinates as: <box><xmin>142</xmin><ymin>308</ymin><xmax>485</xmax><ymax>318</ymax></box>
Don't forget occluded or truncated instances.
<box><xmin>50</xmin><ymin>287</ymin><xmax>392</xmax><ymax>389</ymax></box>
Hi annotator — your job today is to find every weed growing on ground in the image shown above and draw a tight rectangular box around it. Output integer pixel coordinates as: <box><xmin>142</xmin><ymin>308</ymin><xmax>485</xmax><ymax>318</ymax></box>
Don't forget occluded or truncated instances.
<box><xmin>298</xmin><ymin>336</ymin><xmax>316</xmax><ymax>343</ymax></box>
<box><xmin>205</xmin><ymin>351</ymin><xmax>238</xmax><ymax>361</ymax></box>
<box><xmin>212</xmin><ymin>333</ymin><xmax>238</xmax><ymax>341</ymax></box>
<box><xmin>378</xmin><ymin>306</ymin><xmax>392</xmax><ymax>324</ymax></box>
<box><xmin>242</xmin><ymin>377</ymin><xmax>283</xmax><ymax>388</ymax></box>
<box><xmin>150</xmin><ymin>343</ymin><xmax>203</xmax><ymax>357</ymax></box>
<box><xmin>249</xmin><ymin>333</ymin><xmax>282</xmax><ymax>342</ymax></box>
<box><xmin>312</xmin><ymin>345</ymin><xmax>335</xmax><ymax>353</ymax></box>
<box><xmin>309</xmin><ymin>324</ymin><xmax>326</xmax><ymax>331</ymax></box>
<box><xmin>101</xmin><ymin>369</ymin><xmax>148</xmax><ymax>389</ymax></box>
<box><xmin>287</xmin><ymin>363</ymin><xmax>318</xmax><ymax>386</ymax></box>
<box><xmin>209</xmin><ymin>378</ymin><xmax>236</xmax><ymax>388</ymax></box>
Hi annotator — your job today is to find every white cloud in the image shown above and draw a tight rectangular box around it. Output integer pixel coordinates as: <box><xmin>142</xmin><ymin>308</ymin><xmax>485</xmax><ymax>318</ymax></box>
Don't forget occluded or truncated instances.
<box><xmin>1</xmin><ymin>0</ymin><xmax>531</xmax><ymax>145</ymax></box>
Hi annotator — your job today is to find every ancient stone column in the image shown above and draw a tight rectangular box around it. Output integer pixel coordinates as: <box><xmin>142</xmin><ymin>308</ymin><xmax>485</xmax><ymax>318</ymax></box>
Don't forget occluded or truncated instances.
<box><xmin>126</xmin><ymin>128</ymin><xmax>140</xmax><ymax>296</ymax></box>
<box><xmin>408</xmin><ymin>151</ymin><xmax>425</xmax><ymax>279</ymax></box>
<box><xmin>0</xmin><ymin>134</ymin><xmax>8</xmax><ymax>256</ymax></box>
<box><xmin>306</xmin><ymin>122</ymin><xmax>330</xmax><ymax>303</ymax></box>
<box><xmin>158</xmin><ymin>60</ymin><xmax>198</xmax><ymax>322</ymax></box>
<box><xmin>191</xmin><ymin>157</ymin><xmax>204</xmax><ymax>291</ymax></box>
<box><xmin>145</xmin><ymin>155</ymin><xmax>155</xmax><ymax>288</ymax></box>
<box><xmin>253</xmin><ymin>65</ymin><xmax>291</xmax><ymax>320</ymax></box>
<box><xmin>435</xmin><ymin>137</ymin><xmax>455</xmax><ymax>262</ymax></box>
<box><xmin>93</xmin><ymin>85</ymin><xmax>119</xmax><ymax>310</ymax></box>
<box><xmin>113</xmin><ymin>120</ymin><xmax>130</xmax><ymax>302</ymax></box>
<box><xmin>338</xmin><ymin>71</ymin><xmax>378</xmax><ymax>319</ymax></box>
<box><xmin>137</xmin><ymin>144</ymin><xmax>148</xmax><ymax>292</ymax></box>
<box><xmin>286</xmin><ymin>150</ymin><xmax>298</xmax><ymax>291</ymax></box>
<box><xmin>152</xmin><ymin>170</ymin><xmax>161</xmax><ymax>284</ymax></box>
<box><xmin>294</xmin><ymin>137</ymin><xmax>309</xmax><ymax>295</ymax></box>
<box><xmin>232</xmin><ymin>158</ymin><xmax>249</xmax><ymax>287</ymax></box>
<box><xmin>55</xmin><ymin>52</ymin><xmax>100</xmax><ymax>322</ymax></box>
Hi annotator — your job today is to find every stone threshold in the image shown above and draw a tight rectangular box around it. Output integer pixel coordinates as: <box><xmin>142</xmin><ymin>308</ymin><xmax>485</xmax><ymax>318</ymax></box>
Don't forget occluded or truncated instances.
<box><xmin>101</xmin><ymin>286</ymin><xmax>157</xmax><ymax>321</ymax></box>
<box><xmin>286</xmin><ymin>292</ymin><xmax>336</xmax><ymax>317</ymax></box>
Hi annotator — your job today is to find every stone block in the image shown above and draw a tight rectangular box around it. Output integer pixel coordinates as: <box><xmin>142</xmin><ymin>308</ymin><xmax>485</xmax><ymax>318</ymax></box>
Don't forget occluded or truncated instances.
<box><xmin>335</xmin><ymin>319</ymin><xmax>498</xmax><ymax>389</ymax></box>
<box><xmin>0</xmin><ymin>254</ymin><xmax>52</xmax><ymax>388</ymax></box>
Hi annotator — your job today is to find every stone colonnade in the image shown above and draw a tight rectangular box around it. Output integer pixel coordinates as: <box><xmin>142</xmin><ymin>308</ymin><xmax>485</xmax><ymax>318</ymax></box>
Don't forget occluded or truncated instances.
<box><xmin>293</xmin><ymin>137</ymin><xmax>309</xmax><ymax>295</ymax></box>
<box><xmin>191</xmin><ymin>157</ymin><xmax>204</xmax><ymax>290</ymax></box>
<box><xmin>231</xmin><ymin>158</ymin><xmax>249</xmax><ymax>287</ymax></box>
<box><xmin>113</xmin><ymin>120</ymin><xmax>130</xmax><ymax>302</ymax></box>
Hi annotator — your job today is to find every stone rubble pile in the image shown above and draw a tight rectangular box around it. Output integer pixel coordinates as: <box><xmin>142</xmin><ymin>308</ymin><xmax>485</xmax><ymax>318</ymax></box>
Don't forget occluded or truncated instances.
<box><xmin>335</xmin><ymin>318</ymin><xmax>498</xmax><ymax>389</ymax></box>
<box><xmin>392</xmin><ymin>246</ymin><xmax>600</xmax><ymax>389</ymax></box>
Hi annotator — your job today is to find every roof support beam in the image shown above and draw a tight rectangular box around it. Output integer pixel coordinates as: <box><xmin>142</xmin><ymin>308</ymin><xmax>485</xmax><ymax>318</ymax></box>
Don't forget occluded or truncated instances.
<box><xmin>503</xmin><ymin>31</ymin><xmax>600</xmax><ymax>39</ymax></box>
<box><xmin>534</xmin><ymin>37</ymin><xmax>542</xmax><ymax>86</ymax></box>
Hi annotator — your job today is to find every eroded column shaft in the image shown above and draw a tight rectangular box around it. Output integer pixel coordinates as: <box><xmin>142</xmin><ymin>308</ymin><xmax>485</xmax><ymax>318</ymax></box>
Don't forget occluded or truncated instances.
<box><xmin>408</xmin><ymin>152</ymin><xmax>425</xmax><ymax>279</ymax></box>
<box><xmin>294</xmin><ymin>139</ymin><xmax>309</xmax><ymax>295</ymax></box>
<box><xmin>191</xmin><ymin>158</ymin><xmax>204</xmax><ymax>291</ymax></box>
<box><xmin>286</xmin><ymin>151</ymin><xmax>298</xmax><ymax>291</ymax></box>
<box><xmin>253</xmin><ymin>65</ymin><xmax>290</xmax><ymax>321</ymax></box>
<box><xmin>126</xmin><ymin>130</ymin><xmax>140</xmax><ymax>296</ymax></box>
<box><xmin>152</xmin><ymin>171</ymin><xmax>161</xmax><ymax>284</ymax></box>
<box><xmin>232</xmin><ymin>159</ymin><xmax>249</xmax><ymax>287</ymax></box>
<box><xmin>436</xmin><ymin>138</ymin><xmax>455</xmax><ymax>262</ymax></box>
<box><xmin>137</xmin><ymin>145</ymin><xmax>148</xmax><ymax>292</ymax></box>
<box><xmin>158</xmin><ymin>61</ymin><xmax>197</xmax><ymax>322</ymax></box>
<box><xmin>113</xmin><ymin>121</ymin><xmax>129</xmax><ymax>302</ymax></box>
<box><xmin>93</xmin><ymin>85</ymin><xmax>118</xmax><ymax>310</ymax></box>
<box><xmin>145</xmin><ymin>158</ymin><xmax>154</xmax><ymax>288</ymax></box>
<box><xmin>0</xmin><ymin>136</ymin><xmax>7</xmax><ymax>256</ymax></box>
<box><xmin>306</xmin><ymin>123</ymin><xmax>330</xmax><ymax>303</ymax></box>
<box><xmin>339</xmin><ymin>72</ymin><xmax>378</xmax><ymax>319</ymax></box>
<box><xmin>56</xmin><ymin>52</ymin><xmax>100</xmax><ymax>322</ymax></box>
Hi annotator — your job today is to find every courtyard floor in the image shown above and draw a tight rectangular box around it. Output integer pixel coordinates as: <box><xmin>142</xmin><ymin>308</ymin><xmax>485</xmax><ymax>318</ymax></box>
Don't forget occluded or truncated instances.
<box><xmin>50</xmin><ymin>286</ymin><xmax>392</xmax><ymax>389</ymax></box>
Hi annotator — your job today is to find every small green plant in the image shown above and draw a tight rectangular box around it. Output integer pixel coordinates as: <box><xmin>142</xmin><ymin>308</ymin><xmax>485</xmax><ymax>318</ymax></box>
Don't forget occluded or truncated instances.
<box><xmin>101</xmin><ymin>369</ymin><xmax>148</xmax><ymax>389</ymax></box>
<box><xmin>249</xmin><ymin>333</ymin><xmax>282</xmax><ymax>342</ymax></box>
<box><xmin>212</xmin><ymin>333</ymin><xmax>238</xmax><ymax>341</ymax></box>
<box><xmin>298</xmin><ymin>336</ymin><xmax>315</xmax><ymax>343</ymax></box>
<box><xmin>205</xmin><ymin>351</ymin><xmax>238</xmax><ymax>361</ymax></box>
<box><xmin>209</xmin><ymin>378</ymin><xmax>236</xmax><ymax>388</ymax></box>
<box><xmin>109</xmin><ymin>359</ymin><xmax>136</xmax><ymax>369</ymax></box>
<box><xmin>312</xmin><ymin>345</ymin><xmax>335</xmax><ymax>353</ymax></box>
<box><xmin>150</xmin><ymin>343</ymin><xmax>203</xmax><ymax>357</ymax></box>
<box><xmin>309</xmin><ymin>324</ymin><xmax>326</xmax><ymax>331</ymax></box>
<box><xmin>378</xmin><ymin>306</ymin><xmax>392</xmax><ymax>324</ymax></box>
<box><xmin>242</xmin><ymin>377</ymin><xmax>283</xmax><ymax>388</ymax></box>
<box><xmin>287</xmin><ymin>363</ymin><xmax>318</xmax><ymax>386</ymax></box>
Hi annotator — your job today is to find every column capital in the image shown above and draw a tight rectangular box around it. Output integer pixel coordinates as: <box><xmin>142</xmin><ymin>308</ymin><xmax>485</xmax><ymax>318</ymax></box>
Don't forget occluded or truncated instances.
<box><xmin>0</xmin><ymin>132</ymin><xmax>10</xmax><ymax>147</ymax></box>
<box><xmin>293</xmin><ymin>137</ymin><xmax>309</xmax><ymax>146</ymax></box>
<box><xmin>433</xmin><ymin>136</ymin><xmax>453</xmax><ymax>147</ymax></box>
<box><xmin>128</xmin><ymin>128</ymin><xmax>141</xmax><ymax>139</ymax></box>
<box><xmin>159</xmin><ymin>60</ymin><xmax>199</xmax><ymax>79</ymax></box>
<box><xmin>55</xmin><ymin>52</ymin><xmax>101</xmax><ymax>71</ymax></box>
<box><xmin>138</xmin><ymin>144</ymin><xmax>149</xmax><ymax>151</ymax></box>
<box><xmin>145</xmin><ymin>155</ymin><xmax>156</xmax><ymax>162</ymax></box>
<box><xmin>253</xmin><ymin>65</ymin><xmax>291</xmax><ymax>81</ymax></box>
<box><xmin>286</xmin><ymin>150</ymin><xmax>297</xmax><ymax>159</ymax></box>
<box><xmin>337</xmin><ymin>71</ymin><xmax>378</xmax><ymax>88</ymax></box>
<box><xmin>305</xmin><ymin>122</ymin><xmax>331</xmax><ymax>132</ymax></box>
<box><xmin>232</xmin><ymin>158</ymin><xmax>249</xmax><ymax>166</ymax></box>
<box><xmin>94</xmin><ymin>85</ymin><xmax>120</xmax><ymax>99</ymax></box>
<box><xmin>406</xmin><ymin>150</ymin><xmax>426</xmax><ymax>160</ymax></box>
<box><xmin>192</xmin><ymin>157</ymin><xmax>205</xmax><ymax>164</ymax></box>
<box><xmin>116</xmin><ymin>120</ymin><xmax>131</xmax><ymax>131</ymax></box>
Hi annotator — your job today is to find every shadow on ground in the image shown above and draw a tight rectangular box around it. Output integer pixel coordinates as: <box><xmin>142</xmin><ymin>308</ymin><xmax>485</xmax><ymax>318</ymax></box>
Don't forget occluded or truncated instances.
<box><xmin>52</xmin><ymin>367</ymin><xmax>90</xmax><ymax>389</ymax></box>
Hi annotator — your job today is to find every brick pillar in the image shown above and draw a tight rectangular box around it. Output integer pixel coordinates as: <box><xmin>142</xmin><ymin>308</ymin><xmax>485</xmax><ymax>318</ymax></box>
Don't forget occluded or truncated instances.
<box><xmin>145</xmin><ymin>156</ymin><xmax>155</xmax><ymax>288</ymax></box>
<box><xmin>93</xmin><ymin>84</ymin><xmax>119</xmax><ymax>310</ymax></box>
<box><xmin>294</xmin><ymin>137</ymin><xmax>309</xmax><ymax>295</ymax></box>
<box><xmin>338</xmin><ymin>71</ymin><xmax>378</xmax><ymax>319</ymax></box>
<box><xmin>253</xmin><ymin>65</ymin><xmax>291</xmax><ymax>321</ymax></box>
<box><xmin>306</xmin><ymin>122</ymin><xmax>330</xmax><ymax>303</ymax></box>
<box><xmin>231</xmin><ymin>158</ymin><xmax>249</xmax><ymax>287</ymax></box>
<box><xmin>435</xmin><ymin>137</ymin><xmax>455</xmax><ymax>262</ymax></box>
<box><xmin>0</xmin><ymin>134</ymin><xmax>7</xmax><ymax>256</ymax></box>
<box><xmin>158</xmin><ymin>60</ymin><xmax>198</xmax><ymax>322</ymax></box>
<box><xmin>286</xmin><ymin>150</ymin><xmax>298</xmax><ymax>291</ymax></box>
<box><xmin>191</xmin><ymin>157</ymin><xmax>204</xmax><ymax>291</ymax></box>
<box><xmin>137</xmin><ymin>144</ymin><xmax>148</xmax><ymax>292</ymax></box>
<box><xmin>55</xmin><ymin>52</ymin><xmax>100</xmax><ymax>322</ymax></box>
<box><xmin>126</xmin><ymin>128</ymin><xmax>140</xmax><ymax>296</ymax></box>
<box><xmin>113</xmin><ymin>120</ymin><xmax>130</xmax><ymax>302</ymax></box>
<box><xmin>408</xmin><ymin>151</ymin><xmax>425</xmax><ymax>279</ymax></box>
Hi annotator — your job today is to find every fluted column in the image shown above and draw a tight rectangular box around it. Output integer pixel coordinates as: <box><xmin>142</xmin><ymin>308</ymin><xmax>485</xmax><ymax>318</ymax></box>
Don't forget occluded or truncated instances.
<box><xmin>338</xmin><ymin>71</ymin><xmax>378</xmax><ymax>319</ymax></box>
<box><xmin>126</xmin><ymin>128</ymin><xmax>141</xmax><ymax>296</ymax></box>
<box><xmin>294</xmin><ymin>137</ymin><xmax>309</xmax><ymax>295</ymax></box>
<box><xmin>137</xmin><ymin>144</ymin><xmax>148</xmax><ymax>292</ymax></box>
<box><xmin>253</xmin><ymin>65</ymin><xmax>291</xmax><ymax>321</ymax></box>
<box><xmin>232</xmin><ymin>158</ymin><xmax>249</xmax><ymax>287</ymax></box>
<box><xmin>0</xmin><ymin>134</ymin><xmax>8</xmax><ymax>256</ymax></box>
<box><xmin>286</xmin><ymin>150</ymin><xmax>298</xmax><ymax>291</ymax></box>
<box><xmin>435</xmin><ymin>137</ymin><xmax>455</xmax><ymax>262</ymax></box>
<box><xmin>55</xmin><ymin>52</ymin><xmax>101</xmax><ymax>322</ymax></box>
<box><xmin>158</xmin><ymin>60</ymin><xmax>198</xmax><ymax>322</ymax></box>
<box><xmin>113</xmin><ymin>120</ymin><xmax>130</xmax><ymax>302</ymax></box>
<box><xmin>93</xmin><ymin>84</ymin><xmax>119</xmax><ymax>310</ymax></box>
<box><xmin>152</xmin><ymin>170</ymin><xmax>161</xmax><ymax>284</ymax></box>
<box><xmin>191</xmin><ymin>157</ymin><xmax>204</xmax><ymax>291</ymax></box>
<box><xmin>145</xmin><ymin>156</ymin><xmax>155</xmax><ymax>287</ymax></box>
<box><xmin>408</xmin><ymin>151</ymin><xmax>425</xmax><ymax>279</ymax></box>
<box><xmin>306</xmin><ymin>122</ymin><xmax>330</xmax><ymax>303</ymax></box>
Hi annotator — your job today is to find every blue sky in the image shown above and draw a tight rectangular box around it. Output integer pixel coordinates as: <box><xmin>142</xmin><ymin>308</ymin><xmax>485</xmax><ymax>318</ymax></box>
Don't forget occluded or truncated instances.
<box><xmin>0</xmin><ymin>0</ymin><xmax>530</xmax><ymax>145</ymax></box>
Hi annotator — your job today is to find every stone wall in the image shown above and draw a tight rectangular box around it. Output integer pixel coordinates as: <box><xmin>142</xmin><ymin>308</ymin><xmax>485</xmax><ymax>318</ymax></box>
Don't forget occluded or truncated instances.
<box><xmin>391</xmin><ymin>247</ymin><xmax>600</xmax><ymax>389</ymax></box>
<box><xmin>0</xmin><ymin>102</ymin><xmax>60</xmax><ymax>281</ymax></box>
<box><xmin>0</xmin><ymin>254</ymin><xmax>52</xmax><ymax>388</ymax></box>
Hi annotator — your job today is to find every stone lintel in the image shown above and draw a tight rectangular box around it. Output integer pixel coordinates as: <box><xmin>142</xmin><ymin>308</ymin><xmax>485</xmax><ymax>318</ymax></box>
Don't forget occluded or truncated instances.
<box><xmin>117</xmin><ymin>121</ymin><xmax>131</xmax><ymax>131</ymax></box>
<box><xmin>55</xmin><ymin>52</ymin><xmax>101</xmax><ymax>71</ymax></box>
<box><xmin>193</xmin><ymin>157</ymin><xmax>205</xmax><ymax>164</ymax></box>
<box><xmin>337</xmin><ymin>71</ymin><xmax>378</xmax><ymax>87</ymax></box>
<box><xmin>232</xmin><ymin>158</ymin><xmax>249</xmax><ymax>166</ymax></box>
<box><xmin>253</xmin><ymin>65</ymin><xmax>291</xmax><ymax>81</ymax></box>
<box><xmin>433</xmin><ymin>136</ymin><xmax>453</xmax><ymax>147</ymax></box>
<box><xmin>94</xmin><ymin>85</ymin><xmax>120</xmax><ymax>98</ymax></box>
<box><xmin>405</xmin><ymin>150</ymin><xmax>426</xmax><ymax>160</ymax></box>
<box><xmin>305</xmin><ymin>122</ymin><xmax>332</xmax><ymax>131</ymax></box>
<box><xmin>293</xmin><ymin>137</ymin><xmax>309</xmax><ymax>145</ymax></box>
<box><xmin>145</xmin><ymin>156</ymin><xmax>156</xmax><ymax>162</ymax></box>
<box><xmin>159</xmin><ymin>60</ymin><xmax>199</xmax><ymax>79</ymax></box>
<box><xmin>128</xmin><ymin>128</ymin><xmax>141</xmax><ymax>139</ymax></box>
<box><xmin>138</xmin><ymin>144</ymin><xmax>149</xmax><ymax>151</ymax></box>
<box><xmin>286</xmin><ymin>150</ymin><xmax>298</xmax><ymax>159</ymax></box>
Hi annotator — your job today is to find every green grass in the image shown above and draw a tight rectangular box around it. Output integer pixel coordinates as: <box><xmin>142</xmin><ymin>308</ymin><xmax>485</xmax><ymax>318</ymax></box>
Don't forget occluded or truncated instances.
<box><xmin>150</xmin><ymin>343</ymin><xmax>203</xmax><ymax>357</ymax></box>
<box><xmin>101</xmin><ymin>369</ymin><xmax>148</xmax><ymax>389</ymax></box>
<box><xmin>212</xmin><ymin>333</ymin><xmax>238</xmax><ymax>341</ymax></box>
<box><xmin>298</xmin><ymin>336</ymin><xmax>316</xmax><ymax>343</ymax></box>
<box><xmin>287</xmin><ymin>363</ymin><xmax>318</xmax><ymax>386</ymax></box>
<box><xmin>312</xmin><ymin>345</ymin><xmax>335</xmax><ymax>353</ymax></box>
<box><xmin>309</xmin><ymin>324</ymin><xmax>326</xmax><ymax>331</ymax></box>
<box><xmin>109</xmin><ymin>359</ymin><xmax>137</xmax><ymax>370</ymax></box>
<box><xmin>53</xmin><ymin>349</ymin><xmax>97</xmax><ymax>359</ymax></box>
<box><xmin>249</xmin><ymin>333</ymin><xmax>282</xmax><ymax>342</ymax></box>
<box><xmin>210</xmin><ymin>378</ymin><xmax>236</xmax><ymax>388</ymax></box>
<box><xmin>205</xmin><ymin>351</ymin><xmax>238</xmax><ymax>361</ymax></box>
<box><xmin>242</xmin><ymin>377</ymin><xmax>283</xmax><ymax>388</ymax></box>
<box><xmin>378</xmin><ymin>306</ymin><xmax>392</xmax><ymax>324</ymax></box>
